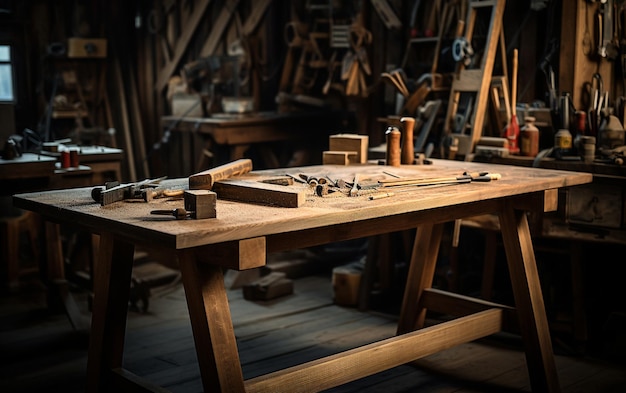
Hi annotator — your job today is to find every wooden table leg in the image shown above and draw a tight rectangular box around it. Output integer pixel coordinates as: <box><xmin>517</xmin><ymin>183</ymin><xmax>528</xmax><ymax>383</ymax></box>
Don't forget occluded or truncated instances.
<box><xmin>44</xmin><ymin>222</ymin><xmax>86</xmax><ymax>330</ymax></box>
<box><xmin>397</xmin><ymin>222</ymin><xmax>445</xmax><ymax>334</ymax></box>
<box><xmin>569</xmin><ymin>241</ymin><xmax>588</xmax><ymax>343</ymax></box>
<box><xmin>499</xmin><ymin>203</ymin><xmax>560</xmax><ymax>393</ymax></box>
<box><xmin>86</xmin><ymin>232</ymin><xmax>134</xmax><ymax>392</ymax></box>
<box><xmin>230</xmin><ymin>144</ymin><xmax>251</xmax><ymax>161</ymax></box>
<box><xmin>178</xmin><ymin>249</ymin><xmax>246</xmax><ymax>393</ymax></box>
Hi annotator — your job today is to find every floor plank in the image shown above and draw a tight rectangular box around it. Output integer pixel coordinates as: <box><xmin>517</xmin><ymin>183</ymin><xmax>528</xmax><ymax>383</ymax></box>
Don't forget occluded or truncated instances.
<box><xmin>1</xmin><ymin>272</ymin><xmax>625</xmax><ymax>393</ymax></box>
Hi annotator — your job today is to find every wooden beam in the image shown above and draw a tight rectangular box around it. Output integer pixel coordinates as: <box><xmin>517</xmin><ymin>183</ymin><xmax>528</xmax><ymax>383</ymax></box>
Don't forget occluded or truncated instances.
<box><xmin>199</xmin><ymin>0</ymin><xmax>241</xmax><ymax>58</ymax></box>
<box><xmin>421</xmin><ymin>288</ymin><xmax>518</xmax><ymax>332</ymax></box>
<box><xmin>244</xmin><ymin>309</ymin><xmax>503</xmax><ymax>393</ymax></box>
<box><xmin>241</xmin><ymin>0</ymin><xmax>273</xmax><ymax>36</ymax></box>
<box><xmin>111</xmin><ymin>54</ymin><xmax>136</xmax><ymax>181</ymax></box>
<box><xmin>155</xmin><ymin>0</ymin><xmax>213</xmax><ymax>92</ymax></box>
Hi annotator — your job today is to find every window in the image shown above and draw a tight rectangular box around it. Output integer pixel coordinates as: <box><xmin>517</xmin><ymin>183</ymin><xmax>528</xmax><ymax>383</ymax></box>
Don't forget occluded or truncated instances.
<box><xmin>0</xmin><ymin>45</ymin><xmax>15</xmax><ymax>102</ymax></box>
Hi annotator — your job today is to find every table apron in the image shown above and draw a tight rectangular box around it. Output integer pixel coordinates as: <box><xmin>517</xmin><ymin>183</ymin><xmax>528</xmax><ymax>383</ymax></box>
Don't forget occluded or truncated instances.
<box><xmin>267</xmin><ymin>193</ymin><xmax>546</xmax><ymax>253</ymax></box>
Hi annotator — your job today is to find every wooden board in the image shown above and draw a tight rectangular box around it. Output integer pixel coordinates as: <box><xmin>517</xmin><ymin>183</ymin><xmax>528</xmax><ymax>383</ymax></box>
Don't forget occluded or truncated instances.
<box><xmin>212</xmin><ymin>179</ymin><xmax>306</xmax><ymax>208</ymax></box>
<box><xmin>322</xmin><ymin>151</ymin><xmax>358</xmax><ymax>165</ymax></box>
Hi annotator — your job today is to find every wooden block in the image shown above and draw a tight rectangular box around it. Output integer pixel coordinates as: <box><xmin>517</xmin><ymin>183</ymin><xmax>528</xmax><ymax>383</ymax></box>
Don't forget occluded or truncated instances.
<box><xmin>329</xmin><ymin>134</ymin><xmax>369</xmax><ymax>163</ymax></box>
<box><xmin>212</xmin><ymin>179</ymin><xmax>306</xmax><ymax>208</ymax></box>
<box><xmin>223</xmin><ymin>268</ymin><xmax>261</xmax><ymax>289</ymax></box>
<box><xmin>474</xmin><ymin>145</ymin><xmax>509</xmax><ymax>157</ymax></box>
<box><xmin>197</xmin><ymin>237</ymin><xmax>266</xmax><ymax>270</ymax></box>
<box><xmin>322</xmin><ymin>150</ymin><xmax>358</xmax><ymax>165</ymax></box>
<box><xmin>544</xmin><ymin>189</ymin><xmax>558</xmax><ymax>212</ymax></box>
<box><xmin>332</xmin><ymin>266</ymin><xmax>362</xmax><ymax>307</ymax></box>
<box><xmin>184</xmin><ymin>190</ymin><xmax>216</xmax><ymax>219</ymax></box>
<box><xmin>67</xmin><ymin>37</ymin><xmax>107</xmax><ymax>58</ymax></box>
<box><xmin>189</xmin><ymin>159</ymin><xmax>253</xmax><ymax>190</ymax></box>
<box><xmin>242</xmin><ymin>272</ymin><xmax>294</xmax><ymax>300</ymax></box>
<box><xmin>477</xmin><ymin>136</ymin><xmax>509</xmax><ymax>148</ymax></box>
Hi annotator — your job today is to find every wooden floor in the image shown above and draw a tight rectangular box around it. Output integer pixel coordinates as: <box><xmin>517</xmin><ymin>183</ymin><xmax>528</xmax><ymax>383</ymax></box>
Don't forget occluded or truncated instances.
<box><xmin>1</xmin><ymin>259</ymin><xmax>625</xmax><ymax>393</ymax></box>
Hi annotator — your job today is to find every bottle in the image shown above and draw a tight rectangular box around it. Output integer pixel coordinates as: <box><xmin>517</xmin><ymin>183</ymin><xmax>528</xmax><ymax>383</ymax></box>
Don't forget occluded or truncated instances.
<box><xmin>520</xmin><ymin>116</ymin><xmax>539</xmax><ymax>157</ymax></box>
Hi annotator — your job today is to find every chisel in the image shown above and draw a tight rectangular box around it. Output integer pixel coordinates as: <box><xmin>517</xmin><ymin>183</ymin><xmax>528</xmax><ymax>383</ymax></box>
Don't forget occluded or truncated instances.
<box><xmin>150</xmin><ymin>208</ymin><xmax>193</xmax><ymax>220</ymax></box>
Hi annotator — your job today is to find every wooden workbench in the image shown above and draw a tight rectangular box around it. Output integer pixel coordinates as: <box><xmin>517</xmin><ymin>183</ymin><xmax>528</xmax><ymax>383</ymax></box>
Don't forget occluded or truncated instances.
<box><xmin>13</xmin><ymin>160</ymin><xmax>592</xmax><ymax>392</ymax></box>
<box><xmin>162</xmin><ymin>111</ymin><xmax>347</xmax><ymax>176</ymax></box>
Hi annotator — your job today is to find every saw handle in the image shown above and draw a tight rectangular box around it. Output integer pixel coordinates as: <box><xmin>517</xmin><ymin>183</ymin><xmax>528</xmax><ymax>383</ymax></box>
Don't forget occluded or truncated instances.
<box><xmin>189</xmin><ymin>158</ymin><xmax>253</xmax><ymax>190</ymax></box>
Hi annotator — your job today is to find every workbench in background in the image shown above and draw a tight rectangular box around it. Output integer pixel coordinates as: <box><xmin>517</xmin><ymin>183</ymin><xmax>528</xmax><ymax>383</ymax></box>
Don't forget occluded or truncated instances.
<box><xmin>1</xmin><ymin>146</ymin><xmax>123</xmax><ymax>194</ymax></box>
<box><xmin>161</xmin><ymin>110</ymin><xmax>350</xmax><ymax>177</ymax></box>
<box><xmin>474</xmin><ymin>155</ymin><xmax>626</xmax><ymax>243</ymax></box>
<box><xmin>1</xmin><ymin>146</ymin><xmax>122</xmax><ymax>328</ymax></box>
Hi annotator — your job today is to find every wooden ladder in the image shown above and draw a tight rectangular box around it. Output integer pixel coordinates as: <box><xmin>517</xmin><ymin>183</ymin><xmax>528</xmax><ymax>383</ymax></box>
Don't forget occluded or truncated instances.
<box><xmin>441</xmin><ymin>0</ymin><xmax>506</xmax><ymax>159</ymax></box>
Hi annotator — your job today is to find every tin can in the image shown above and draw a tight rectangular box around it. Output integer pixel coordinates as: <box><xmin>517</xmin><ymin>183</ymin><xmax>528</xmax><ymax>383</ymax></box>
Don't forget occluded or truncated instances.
<box><xmin>554</xmin><ymin>129</ymin><xmax>572</xmax><ymax>155</ymax></box>
<box><xmin>60</xmin><ymin>150</ymin><xmax>70</xmax><ymax>168</ymax></box>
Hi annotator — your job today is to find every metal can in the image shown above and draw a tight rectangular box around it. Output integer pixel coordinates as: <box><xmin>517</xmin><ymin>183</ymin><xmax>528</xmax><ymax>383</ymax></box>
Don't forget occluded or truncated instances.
<box><xmin>554</xmin><ymin>129</ymin><xmax>572</xmax><ymax>155</ymax></box>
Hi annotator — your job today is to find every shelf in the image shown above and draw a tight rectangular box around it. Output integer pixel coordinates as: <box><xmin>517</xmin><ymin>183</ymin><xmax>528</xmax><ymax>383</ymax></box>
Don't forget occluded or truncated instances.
<box><xmin>52</xmin><ymin>109</ymin><xmax>89</xmax><ymax>119</ymax></box>
<box><xmin>407</xmin><ymin>37</ymin><xmax>439</xmax><ymax>44</ymax></box>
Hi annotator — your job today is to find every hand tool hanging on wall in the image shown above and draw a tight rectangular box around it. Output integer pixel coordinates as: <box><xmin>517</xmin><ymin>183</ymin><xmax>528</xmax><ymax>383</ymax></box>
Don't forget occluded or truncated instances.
<box><xmin>598</xmin><ymin>0</ymin><xmax>619</xmax><ymax>59</ymax></box>
<box><xmin>584</xmin><ymin>72</ymin><xmax>606</xmax><ymax>136</ymax></box>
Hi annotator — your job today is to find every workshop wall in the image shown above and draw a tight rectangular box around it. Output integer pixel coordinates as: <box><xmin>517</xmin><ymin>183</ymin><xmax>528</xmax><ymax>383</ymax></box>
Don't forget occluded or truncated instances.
<box><xmin>2</xmin><ymin>0</ymin><xmax>562</xmax><ymax>179</ymax></box>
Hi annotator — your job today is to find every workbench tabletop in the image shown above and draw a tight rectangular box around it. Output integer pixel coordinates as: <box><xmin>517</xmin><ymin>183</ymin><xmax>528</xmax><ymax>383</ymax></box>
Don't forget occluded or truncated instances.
<box><xmin>13</xmin><ymin>160</ymin><xmax>591</xmax><ymax>250</ymax></box>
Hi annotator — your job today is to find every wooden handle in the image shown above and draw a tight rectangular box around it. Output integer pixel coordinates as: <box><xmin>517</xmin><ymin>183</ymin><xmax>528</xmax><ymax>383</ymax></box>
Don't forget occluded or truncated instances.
<box><xmin>385</xmin><ymin>127</ymin><xmax>401</xmax><ymax>167</ymax></box>
<box><xmin>511</xmin><ymin>48</ymin><xmax>518</xmax><ymax>116</ymax></box>
<box><xmin>400</xmin><ymin>116</ymin><xmax>416</xmax><ymax>165</ymax></box>
<box><xmin>189</xmin><ymin>158</ymin><xmax>253</xmax><ymax>190</ymax></box>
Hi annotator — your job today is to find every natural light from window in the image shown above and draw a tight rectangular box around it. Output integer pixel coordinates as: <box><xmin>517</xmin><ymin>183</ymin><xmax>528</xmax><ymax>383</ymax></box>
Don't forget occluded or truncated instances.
<box><xmin>0</xmin><ymin>45</ymin><xmax>14</xmax><ymax>102</ymax></box>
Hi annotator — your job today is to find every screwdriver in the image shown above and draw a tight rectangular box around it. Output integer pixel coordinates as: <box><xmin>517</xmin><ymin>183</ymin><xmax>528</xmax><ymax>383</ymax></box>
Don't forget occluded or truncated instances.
<box><xmin>150</xmin><ymin>208</ymin><xmax>193</xmax><ymax>220</ymax></box>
